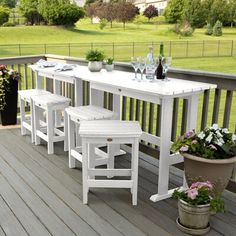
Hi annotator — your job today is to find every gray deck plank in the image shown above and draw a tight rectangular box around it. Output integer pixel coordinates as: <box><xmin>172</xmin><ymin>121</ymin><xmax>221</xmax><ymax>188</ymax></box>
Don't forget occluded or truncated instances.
<box><xmin>9</xmin><ymin>129</ymin><xmax>173</xmax><ymax>236</ymax></box>
<box><xmin>0</xmin><ymin>143</ymin><xmax>98</xmax><ymax>236</ymax></box>
<box><xmin>0</xmin><ymin>194</ymin><xmax>28</xmax><ymax>236</ymax></box>
<box><xmin>0</xmin><ymin>176</ymin><xmax>51</xmax><ymax>236</ymax></box>
<box><xmin>1</xmin><ymin>131</ymin><xmax>125</xmax><ymax>236</ymax></box>
<box><xmin>0</xmin><ymin>151</ymin><xmax>76</xmax><ymax>236</ymax></box>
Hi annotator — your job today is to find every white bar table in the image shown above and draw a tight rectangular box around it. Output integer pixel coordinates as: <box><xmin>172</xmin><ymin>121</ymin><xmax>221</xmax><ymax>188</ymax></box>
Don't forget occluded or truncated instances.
<box><xmin>72</xmin><ymin>66</ymin><xmax>217</xmax><ymax>202</ymax></box>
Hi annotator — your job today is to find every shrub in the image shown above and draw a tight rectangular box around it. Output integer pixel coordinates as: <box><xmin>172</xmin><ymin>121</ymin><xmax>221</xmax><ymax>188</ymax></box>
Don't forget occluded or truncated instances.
<box><xmin>0</xmin><ymin>6</ymin><xmax>10</xmax><ymax>26</ymax></box>
<box><xmin>99</xmin><ymin>19</ymin><xmax>107</xmax><ymax>30</ymax></box>
<box><xmin>213</xmin><ymin>20</ymin><xmax>223</xmax><ymax>36</ymax></box>
<box><xmin>172</xmin><ymin>22</ymin><xmax>194</xmax><ymax>36</ymax></box>
<box><xmin>2</xmin><ymin>22</ymin><xmax>15</xmax><ymax>27</ymax></box>
<box><xmin>205</xmin><ymin>23</ymin><xmax>213</xmax><ymax>35</ymax></box>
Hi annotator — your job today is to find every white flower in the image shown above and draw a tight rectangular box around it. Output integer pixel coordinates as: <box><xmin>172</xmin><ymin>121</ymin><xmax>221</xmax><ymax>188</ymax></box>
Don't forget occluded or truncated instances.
<box><xmin>211</xmin><ymin>124</ymin><xmax>219</xmax><ymax>130</ymax></box>
<box><xmin>219</xmin><ymin>138</ymin><xmax>225</xmax><ymax>144</ymax></box>
<box><xmin>0</xmin><ymin>71</ymin><xmax>2</xmax><ymax>76</ymax></box>
<box><xmin>232</xmin><ymin>134</ymin><xmax>236</xmax><ymax>141</ymax></box>
<box><xmin>222</xmin><ymin>128</ymin><xmax>229</xmax><ymax>134</ymax></box>
<box><xmin>198</xmin><ymin>131</ymin><xmax>205</xmax><ymax>140</ymax></box>
<box><xmin>216</xmin><ymin>130</ymin><xmax>223</xmax><ymax>138</ymax></box>
<box><xmin>8</xmin><ymin>69</ymin><xmax>14</xmax><ymax>76</ymax></box>
<box><xmin>206</xmin><ymin>133</ymin><xmax>213</xmax><ymax>143</ymax></box>
<box><xmin>215</xmin><ymin>138</ymin><xmax>223</xmax><ymax>146</ymax></box>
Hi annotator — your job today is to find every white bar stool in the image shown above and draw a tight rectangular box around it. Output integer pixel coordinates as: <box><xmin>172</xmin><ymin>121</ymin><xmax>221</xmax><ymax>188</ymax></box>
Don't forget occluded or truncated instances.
<box><xmin>18</xmin><ymin>89</ymin><xmax>51</xmax><ymax>143</ymax></box>
<box><xmin>32</xmin><ymin>94</ymin><xmax>71</xmax><ymax>154</ymax></box>
<box><xmin>65</xmin><ymin>105</ymin><xmax>116</xmax><ymax>168</ymax></box>
<box><xmin>79</xmin><ymin>120</ymin><xmax>142</xmax><ymax>205</ymax></box>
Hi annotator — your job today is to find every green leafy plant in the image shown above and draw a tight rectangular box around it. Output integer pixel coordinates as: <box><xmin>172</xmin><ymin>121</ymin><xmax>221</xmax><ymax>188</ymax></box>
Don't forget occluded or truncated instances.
<box><xmin>0</xmin><ymin>65</ymin><xmax>20</xmax><ymax>111</ymax></box>
<box><xmin>205</xmin><ymin>23</ymin><xmax>213</xmax><ymax>35</ymax></box>
<box><xmin>172</xmin><ymin>181</ymin><xmax>225</xmax><ymax>213</ymax></box>
<box><xmin>104</xmin><ymin>57</ymin><xmax>114</xmax><ymax>65</ymax></box>
<box><xmin>85</xmin><ymin>49</ymin><xmax>105</xmax><ymax>61</ymax></box>
<box><xmin>99</xmin><ymin>19</ymin><xmax>107</xmax><ymax>30</ymax></box>
<box><xmin>171</xmin><ymin>124</ymin><xmax>236</xmax><ymax>159</ymax></box>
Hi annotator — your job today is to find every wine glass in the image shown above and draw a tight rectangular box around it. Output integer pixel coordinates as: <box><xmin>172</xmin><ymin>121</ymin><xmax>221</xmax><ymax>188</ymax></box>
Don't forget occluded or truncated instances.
<box><xmin>131</xmin><ymin>57</ymin><xmax>139</xmax><ymax>80</ymax></box>
<box><xmin>138</xmin><ymin>57</ymin><xmax>146</xmax><ymax>81</ymax></box>
<box><xmin>163</xmin><ymin>57</ymin><xmax>172</xmax><ymax>81</ymax></box>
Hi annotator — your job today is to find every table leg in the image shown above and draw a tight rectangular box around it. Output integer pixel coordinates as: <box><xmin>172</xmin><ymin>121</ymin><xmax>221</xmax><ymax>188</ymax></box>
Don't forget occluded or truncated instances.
<box><xmin>36</xmin><ymin>72</ymin><xmax>43</xmax><ymax>89</ymax></box>
<box><xmin>150</xmin><ymin>98</ymin><xmax>173</xmax><ymax>202</ymax></box>
<box><xmin>53</xmin><ymin>79</ymin><xmax>62</xmax><ymax>127</ymax></box>
<box><xmin>74</xmin><ymin>79</ymin><xmax>83</xmax><ymax>107</ymax></box>
<box><xmin>90</xmin><ymin>88</ymin><xmax>103</xmax><ymax>107</ymax></box>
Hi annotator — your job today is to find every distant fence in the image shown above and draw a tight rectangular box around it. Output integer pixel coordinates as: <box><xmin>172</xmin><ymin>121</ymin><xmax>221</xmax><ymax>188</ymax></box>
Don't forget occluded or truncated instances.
<box><xmin>0</xmin><ymin>40</ymin><xmax>235</xmax><ymax>61</ymax></box>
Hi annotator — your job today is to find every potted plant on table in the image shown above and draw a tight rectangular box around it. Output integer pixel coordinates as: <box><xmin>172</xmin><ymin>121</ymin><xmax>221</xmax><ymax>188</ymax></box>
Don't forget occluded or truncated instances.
<box><xmin>172</xmin><ymin>124</ymin><xmax>236</xmax><ymax>194</ymax></box>
<box><xmin>86</xmin><ymin>49</ymin><xmax>105</xmax><ymax>72</ymax></box>
<box><xmin>0</xmin><ymin>65</ymin><xmax>20</xmax><ymax>126</ymax></box>
<box><xmin>173</xmin><ymin>181</ymin><xmax>224</xmax><ymax>235</ymax></box>
<box><xmin>104</xmin><ymin>58</ymin><xmax>114</xmax><ymax>72</ymax></box>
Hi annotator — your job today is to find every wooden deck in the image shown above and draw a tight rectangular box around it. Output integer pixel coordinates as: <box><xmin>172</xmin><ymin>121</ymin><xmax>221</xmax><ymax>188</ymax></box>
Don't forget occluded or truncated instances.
<box><xmin>0</xmin><ymin>128</ymin><xmax>236</xmax><ymax>236</ymax></box>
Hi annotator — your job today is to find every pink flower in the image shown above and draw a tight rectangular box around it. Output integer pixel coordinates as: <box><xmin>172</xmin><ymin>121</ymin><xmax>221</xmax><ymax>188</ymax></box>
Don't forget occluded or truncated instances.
<box><xmin>190</xmin><ymin>181</ymin><xmax>213</xmax><ymax>191</ymax></box>
<box><xmin>191</xmin><ymin>140</ymin><xmax>198</xmax><ymax>144</ymax></box>
<box><xmin>187</xmin><ymin>188</ymin><xmax>198</xmax><ymax>200</ymax></box>
<box><xmin>180</xmin><ymin>145</ymin><xmax>189</xmax><ymax>152</ymax></box>
<box><xmin>185</xmin><ymin>130</ymin><xmax>195</xmax><ymax>138</ymax></box>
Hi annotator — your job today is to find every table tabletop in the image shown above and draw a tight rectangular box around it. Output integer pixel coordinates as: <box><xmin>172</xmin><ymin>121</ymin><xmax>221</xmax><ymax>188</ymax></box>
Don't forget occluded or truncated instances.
<box><xmin>30</xmin><ymin>64</ymin><xmax>217</xmax><ymax>98</ymax></box>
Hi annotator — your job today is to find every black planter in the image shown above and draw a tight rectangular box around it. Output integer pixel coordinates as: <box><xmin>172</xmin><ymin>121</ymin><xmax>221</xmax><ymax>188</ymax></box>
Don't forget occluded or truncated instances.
<box><xmin>0</xmin><ymin>79</ymin><xmax>18</xmax><ymax>126</ymax></box>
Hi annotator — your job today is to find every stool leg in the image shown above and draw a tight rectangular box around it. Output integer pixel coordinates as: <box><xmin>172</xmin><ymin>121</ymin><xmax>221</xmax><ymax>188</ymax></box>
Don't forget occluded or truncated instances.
<box><xmin>68</xmin><ymin>115</ymin><xmax>76</xmax><ymax>168</ymax></box>
<box><xmin>47</xmin><ymin>107</ymin><xmax>54</xmax><ymax>154</ymax></box>
<box><xmin>64</xmin><ymin>109</ymin><xmax>68</xmax><ymax>152</ymax></box>
<box><xmin>131</xmin><ymin>138</ymin><xmax>139</xmax><ymax>205</ymax></box>
<box><xmin>89</xmin><ymin>144</ymin><xmax>96</xmax><ymax>179</ymax></box>
<box><xmin>34</xmin><ymin>103</ymin><xmax>41</xmax><ymax>145</ymax></box>
<box><xmin>107</xmin><ymin>144</ymin><xmax>115</xmax><ymax>178</ymax></box>
<box><xmin>20</xmin><ymin>97</ymin><xmax>27</xmax><ymax>136</ymax></box>
<box><xmin>82</xmin><ymin>139</ymin><xmax>89</xmax><ymax>204</ymax></box>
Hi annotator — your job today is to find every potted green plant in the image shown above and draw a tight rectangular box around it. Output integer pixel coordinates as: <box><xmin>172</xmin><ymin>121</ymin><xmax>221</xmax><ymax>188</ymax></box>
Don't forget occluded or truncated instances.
<box><xmin>173</xmin><ymin>181</ymin><xmax>224</xmax><ymax>235</ymax></box>
<box><xmin>104</xmin><ymin>58</ymin><xmax>114</xmax><ymax>72</ymax></box>
<box><xmin>85</xmin><ymin>49</ymin><xmax>105</xmax><ymax>72</ymax></box>
<box><xmin>172</xmin><ymin>124</ymin><xmax>236</xmax><ymax>194</ymax></box>
<box><xmin>0</xmin><ymin>65</ymin><xmax>20</xmax><ymax>126</ymax></box>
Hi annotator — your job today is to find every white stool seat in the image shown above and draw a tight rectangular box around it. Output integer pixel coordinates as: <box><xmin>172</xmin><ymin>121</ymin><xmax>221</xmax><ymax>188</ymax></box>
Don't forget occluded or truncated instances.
<box><xmin>66</xmin><ymin>105</ymin><xmax>115</xmax><ymax>121</ymax></box>
<box><xmin>18</xmin><ymin>89</ymin><xmax>51</xmax><ymax>143</ymax></box>
<box><xmin>33</xmin><ymin>94</ymin><xmax>71</xmax><ymax>154</ymax></box>
<box><xmin>79</xmin><ymin>120</ymin><xmax>142</xmax><ymax>205</ymax></box>
<box><xmin>66</xmin><ymin>105</ymin><xmax>116</xmax><ymax>168</ymax></box>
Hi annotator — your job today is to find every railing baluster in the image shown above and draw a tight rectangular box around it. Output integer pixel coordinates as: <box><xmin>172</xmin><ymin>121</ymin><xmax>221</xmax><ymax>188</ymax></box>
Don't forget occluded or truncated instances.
<box><xmin>142</xmin><ymin>101</ymin><xmax>147</xmax><ymax>132</ymax></box>
<box><xmin>181</xmin><ymin>99</ymin><xmax>188</xmax><ymax>134</ymax></box>
<box><xmin>148</xmin><ymin>103</ymin><xmax>154</xmax><ymax>134</ymax></box>
<box><xmin>122</xmin><ymin>96</ymin><xmax>127</xmax><ymax>120</ymax></box>
<box><xmin>156</xmin><ymin>104</ymin><xmax>161</xmax><ymax>137</ymax></box>
<box><xmin>136</xmin><ymin>99</ymin><xmax>140</xmax><ymax>122</ymax></box>
<box><xmin>212</xmin><ymin>89</ymin><xmax>221</xmax><ymax>124</ymax></box>
<box><xmin>108</xmin><ymin>93</ymin><xmax>113</xmax><ymax>111</ymax></box>
<box><xmin>171</xmin><ymin>98</ymin><xmax>179</xmax><ymax>141</ymax></box>
<box><xmin>223</xmin><ymin>90</ymin><xmax>233</xmax><ymax>128</ymax></box>
<box><xmin>129</xmin><ymin>98</ymin><xmax>134</xmax><ymax>120</ymax></box>
<box><xmin>201</xmin><ymin>90</ymin><xmax>210</xmax><ymax>130</ymax></box>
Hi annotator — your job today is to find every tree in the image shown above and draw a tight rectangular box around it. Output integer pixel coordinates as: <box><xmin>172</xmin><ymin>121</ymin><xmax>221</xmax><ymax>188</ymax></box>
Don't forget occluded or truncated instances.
<box><xmin>228</xmin><ymin>0</ymin><xmax>236</xmax><ymax>27</ymax></box>
<box><xmin>213</xmin><ymin>20</ymin><xmax>223</xmax><ymax>36</ymax></box>
<box><xmin>0</xmin><ymin>5</ymin><xmax>9</xmax><ymax>25</ymax></box>
<box><xmin>38</xmin><ymin>0</ymin><xmax>84</xmax><ymax>25</ymax></box>
<box><xmin>19</xmin><ymin>0</ymin><xmax>43</xmax><ymax>25</ymax></box>
<box><xmin>85</xmin><ymin>1</ymin><xmax>101</xmax><ymax>24</ymax></box>
<box><xmin>97</xmin><ymin>2</ymin><xmax>116</xmax><ymax>28</ymax></box>
<box><xmin>182</xmin><ymin>0</ymin><xmax>206</xmax><ymax>28</ymax></box>
<box><xmin>143</xmin><ymin>5</ymin><xmax>158</xmax><ymax>21</ymax></box>
<box><xmin>208</xmin><ymin>0</ymin><xmax>228</xmax><ymax>25</ymax></box>
<box><xmin>0</xmin><ymin>0</ymin><xmax>16</xmax><ymax>8</ymax></box>
<box><xmin>116</xmin><ymin>1</ymin><xmax>136</xmax><ymax>29</ymax></box>
<box><xmin>163</xmin><ymin>0</ymin><xmax>185</xmax><ymax>23</ymax></box>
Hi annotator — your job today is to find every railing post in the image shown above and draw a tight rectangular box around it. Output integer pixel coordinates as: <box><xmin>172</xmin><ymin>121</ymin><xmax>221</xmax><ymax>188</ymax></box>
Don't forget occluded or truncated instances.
<box><xmin>19</xmin><ymin>44</ymin><xmax>21</xmax><ymax>56</ymax></box>
<box><xmin>186</xmin><ymin>41</ymin><xmax>189</xmax><ymax>57</ymax></box>
<box><xmin>231</xmin><ymin>40</ymin><xmax>234</xmax><ymax>57</ymax></box>
<box><xmin>132</xmin><ymin>42</ymin><xmax>135</xmax><ymax>57</ymax></box>
<box><xmin>112</xmin><ymin>42</ymin><xmax>114</xmax><ymax>59</ymax></box>
<box><xmin>44</xmin><ymin>44</ymin><xmax>47</xmax><ymax>54</ymax></box>
<box><xmin>68</xmin><ymin>43</ymin><xmax>71</xmax><ymax>56</ymax></box>
<box><xmin>217</xmin><ymin>40</ymin><xmax>220</xmax><ymax>56</ymax></box>
<box><xmin>202</xmin><ymin>40</ymin><xmax>205</xmax><ymax>57</ymax></box>
<box><xmin>169</xmin><ymin>41</ymin><xmax>172</xmax><ymax>56</ymax></box>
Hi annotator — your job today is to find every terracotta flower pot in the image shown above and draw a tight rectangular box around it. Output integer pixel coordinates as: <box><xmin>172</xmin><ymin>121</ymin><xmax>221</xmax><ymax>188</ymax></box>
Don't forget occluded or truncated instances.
<box><xmin>183</xmin><ymin>153</ymin><xmax>236</xmax><ymax>194</ymax></box>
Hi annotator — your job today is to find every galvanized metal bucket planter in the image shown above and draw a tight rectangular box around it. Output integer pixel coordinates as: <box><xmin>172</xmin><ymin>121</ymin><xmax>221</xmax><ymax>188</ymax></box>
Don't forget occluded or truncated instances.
<box><xmin>105</xmin><ymin>64</ymin><xmax>114</xmax><ymax>72</ymax></box>
<box><xmin>177</xmin><ymin>199</ymin><xmax>210</xmax><ymax>235</ymax></box>
<box><xmin>183</xmin><ymin>153</ymin><xmax>236</xmax><ymax>194</ymax></box>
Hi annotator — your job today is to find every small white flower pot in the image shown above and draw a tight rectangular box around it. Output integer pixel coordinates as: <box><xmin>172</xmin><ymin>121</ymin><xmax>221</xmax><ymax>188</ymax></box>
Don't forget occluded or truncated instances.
<box><xmin>88</xmin><ymin>61</ymin><xmax>103</xmax><ymax>72</ymax></box>
<box><xmin>105</xmin><ymin>64</ymin><xmax>114</xmax><ymax>72</ymax></box>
